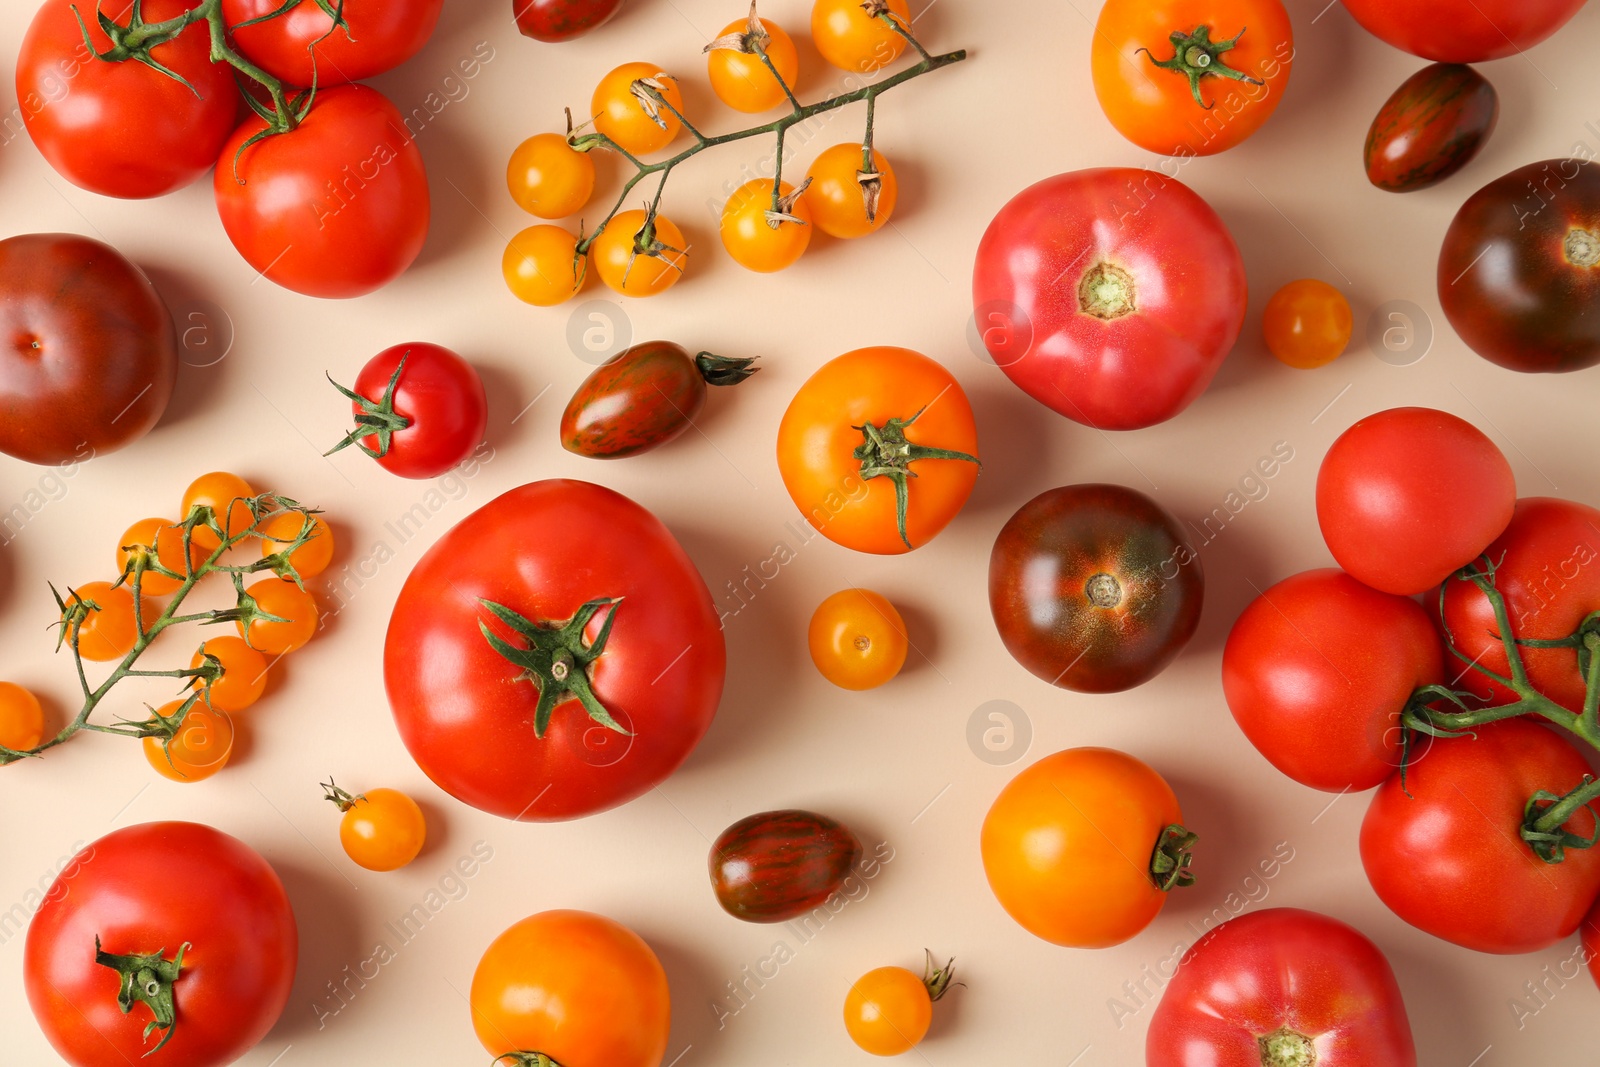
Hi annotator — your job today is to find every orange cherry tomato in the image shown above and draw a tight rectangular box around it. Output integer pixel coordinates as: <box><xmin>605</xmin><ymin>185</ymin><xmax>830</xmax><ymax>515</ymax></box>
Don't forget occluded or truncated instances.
<box><xmin>843</xmin><ymin>954</ymin><xmax>955</xmax><ymax>1056</ymax></box>
<box><xmin>0</xmin><ymin>682</ymin><xmax>45</xmax><ymax>752</ymax></box>
<box><xmin>981</xmin><ymin>747</ymin><xmax>1195</xmax><ymax>948</ymax></box>
<box><xmin>61</xmin><ymin>582</ymin><xmax>138</xmax><ymax>663</ymax></box>
<box><xmin>143</xmin><ymin>699</ymin><xmax>235</xmax><ymax>782</ymax></box>
<box><xmin>707</xmin><ymin>15</ymin><xmax>800</xmax><ymax>113</ymax></box>
<box><xmin>812</xmin><ymin>0</ymin><xmax>911</xmax><ymax>73</ymax></box>
<box><xmin>1263</xmin><ymin>279</ymin><xmax>1354</xmax><ymax>369</ymax></box>
<box><xmin>805</xmin><ymin>143</ymin><xmax>897</xmax><ymax>239</ymax></box>
<box><xmin>507</xmin><ymin>132</ymin><xmax>596</xmax><ymax>219</ymax></box>
<box><xmin>591</xmin><ymin>62</ymin><xmax>684</xmax><ymax>156</ymax></box>
<box><xmin>190</xmin><ymin>636</ymin><xmax>269</xmax><ymax>712</ymax></box>
<box><xmin>324</xmin><ymin>781</ymin><xmax>426</xmax><ymax>872</ymax></box>
<box><xmin>237</xmin><ymin>579</ymin><xmax>319</xmax><ymax>655</ymax></box>
<box><xmin>117</xmin><ymin>517</ymin><xmax>205</xmax><ymax>596</ymax></box>
<box><xmin>470</xmin><ymin>910</ymin><xmax>670</xmax><ymax>1067</ymax></box>
<box><xmin>259</xmin><ymin>511</ymin><xmax>335</xmax><ymax>579</ymax></box>
<box><xmin>1092</xmin><ymin>0</ymin><xmax>1295</xmax><ymax>157</ymax></box>
<box><xmin>720</xmin><ymin>179</ymin><xmax>812</xmax><ymax>273</ymax></box>
<box><xmin>181</xmin><ymin>471</ymin><xmax>257</xmax><ymax>552</ymax></box>
<box><xmin>504</xmin><ymin>224</ymin><xmax>588</xmax><ymax>307</ymax></box>
<box><xmin>777</xmin><ymin>347</ymin><xmax>980</xmax><ymax>555</ymax></box>
<box><xmin>808</xmin><ymin>589</ymin><xmax>908</xmax><ymax>690</ymax></box>
<box><xmin>591</xmin><ymin>209</ymin><xmax>688</xmax><ymax>297</ymax></box>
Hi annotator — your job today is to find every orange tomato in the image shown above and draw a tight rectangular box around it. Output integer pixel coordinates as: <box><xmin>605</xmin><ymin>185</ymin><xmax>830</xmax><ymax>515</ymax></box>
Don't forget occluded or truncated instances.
<box><xmin>777</xmin><ymin>347</ymin><xmax>979</xmax><ymax>554</ymax></box>
<box><xmin>0</xmin><ymin>682</ymin><xmax>45</xmax><ymax>752</ymax></box>
<box><xmin>181</xmin><ymin>471</ymin><xmax>257</xmax><ymax>552</ymax></box>
<box><xmin>808</xmin><ymin>589</ymin><xmax>908</xmax><ymax>690</ymax></box>
<box><xmin>1263</xmin><ymin>279</ymin><xmax>1353</xmax><ymax>369</ymax></box>
<box><xmin>707</xmin><ymin>15</ymin><xmax>800</xmax><ymax>113</ymax></box>
<box><xmin>720</xmin><ymin>179</ymin><xmax>812</xmax><ymax>273</ymax></box>
<box><xmin>843</xmin><ymin>954</ymin><xmax>955</xmax><ymax>1056</ymax></box>
<box><xmin>591</xmin><ymin>62</ymin><xmax>684</xmax><ymax>155</ymax></box>
<box><xmin>324</xmin><ymin>781</ymin><xmax>426</xmax><ymax>872</ymax></box>
<box><xmin>506</xmin><ymin>132</ymin><xmax>595</xmax><ymax>218</ymax></box>
<box><xmin>237</xmin><ymin>579</ymin><xmax>319</xmax><ymax>655</ymax></box>
<box><xmin>259</xmin><ymin>511</ymin><xmax>335</xmax><ymax>579</ymax></box>
<box><xmin>804</xmin><ymin>143</ymin><xmax>898</xmax><ymax>239</ymax></box>
<box><xmin>143</xmin><ymin>699</ymin><xmax>235</xmax><ymax>783</ymax></box>
<box><xmin>470</xmin><ymin>910</ymin><xmax>670</xmax><ymax>1067</ymax></box>
<box><xmin>812</xmin><ymin>0</ymin><xmax>911</xmax><ymax>73</ymax></box>
<box><xmin>504</xmin><ymin>225</ymin><xmax>588</xmax><ymax>307</ymax></box>
<box><xmin>60</xmin><ymin>581</ymin><xmax>138</xmax><ymax>663</ymax></box>
<box><xmin>190</xmin><ymin>636</ymin><xmax>269</xmax><ymax>712</ymax></box>
<box><xmin>1091</xmin><ymin>0</ymin><xmax>1294</xmax><ymax>157</ymax></box>
<box><xmin>117</xmin><ymin>517</ymin><xmax>205</xmax><ymax>596</ymax></box>
<box><xmin>981</xmin><ymin>747</ymin><xmax>1195</xmax><ymax>948</ymax></box>
<box><xmin>590</xmin><ymin>209</ymin><xmax>688</xmax><ymax>297</ymax></box>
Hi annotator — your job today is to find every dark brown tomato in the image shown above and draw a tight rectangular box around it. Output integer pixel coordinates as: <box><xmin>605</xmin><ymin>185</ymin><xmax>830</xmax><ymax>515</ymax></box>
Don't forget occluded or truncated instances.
<box><xmin>513</xmin><ymin>0</ymin><xmax>624</xmax><ymax>42</ymax></box>
<box><xmin>989</xmin><ymin>484</ymin><xmax>1203</xmax><ymax>694</ymax></box>
<box><xmin>560</xmin><ymin>342</ymin><xmax>756</xmax><ymax>459</ymax></box>
<box><xmin>0</xmin><ymin>234</ymin><xmax>177</xmax><ymax>465</ymax></box>
<box><xmin>1365</xmin><ymin>63</ymin><xmax>1498</xmax><ymax>193</ymax></box>
<box><xmin>1438</xmin><ymin>158</ymin><xmax>1600</xmax><ymax>373</ymax></box>
<box><xmin>710</xmin><ymin>809</ymin><xmax>863</xmax><ymax>923</ymax></box>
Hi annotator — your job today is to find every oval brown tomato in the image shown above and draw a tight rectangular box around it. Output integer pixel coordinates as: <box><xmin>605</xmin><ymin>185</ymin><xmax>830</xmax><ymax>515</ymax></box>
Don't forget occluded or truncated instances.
<box><xmin>971</xmin><ymin>168</ymin><xmax>1247</xmax><ymax>430</ymax></box>
<box><xmin>709</xmin><ymin>810</ymin><xmax>863</xmax><ymax>923</ymax></box>
<box><xmin>989</xmin><ymin>484</ymin><xmax>1202</xmax><ymax>694</ymax></box>
<box><xmin>1341</xmin><ymin>0</ymin><xmax>1587</xmax><ymax>63</ymax></box>
<box><xmin>1148</xmin><ymin>909</ymin><xmax>1417</xmax><ymax>1067</ymax></box>
<box><xmin>1365</xmin><ymin>63</ymin><xmax>1498</xmax><ymax>193</ymax></box>
<box><xmin>1361</xmin><ymin>718</ymin><xmax>1600</xmax><ymax>954</ymax></box>
<box><xmin>24</xmin><ymin>823</ymin><xmax>296</xmax><ymax>1067</ymax></box>
<box><xmin>385</xmin><ymin>480</ymin><xmax>725</xmax><ymax>821</ymax></box>
<box><xmin>561</xmin><ymin>342</ymin><xmax>757</xmax><ymax>459</ymax></box>
<box><xmin>514</xmin><ymin>0</ymin><xmax>625</xmax><ymax>42</ymax></box>
<box><xmin>223</xmin><ymin>0</ymin><xmax>445</xmax><ymax>85</ymax></box>
<box><xmin>0</xmin><ymin>234</ymin><xmax>177</xmax><ymax>465</ymax></box>
<box><xmin>214</xmin><ymin>84</ymin><xmax>430</xmax><ymax>299</ymax></box>
<box><xmin>1224</xmin><ymin>569</ymin><xmax>1444</xmax><ymax>792</ymax></box>
<box><xmin>1439</xmin><ymin>158</ymin><xmax>1600</xmax><ymax>373</ymax></box>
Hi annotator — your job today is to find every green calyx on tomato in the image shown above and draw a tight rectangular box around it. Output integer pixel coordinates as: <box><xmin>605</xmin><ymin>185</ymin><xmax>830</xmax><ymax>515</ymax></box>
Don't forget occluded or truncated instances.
<box><xmin>1256</xmin><ymin>1027</ymin><xmax>1316</xmax><ymax>1067</ymax></box>
<box><xmin>1137</xmin><ymin>25</ymin><xmax>1264</xmax><ymax>110</ymax></box>
<box><xmin>695</xmin><ymin>352</ymin><xmax>760</xmax><ymax>386</ymax></box>
<box><xmin>478</xmin><ymin>597</ymin><xmax>629</xmax><ymax>738</ymax></box>
<box><xmin>1522</xmin><ymin>786</ymin><xmax>1600</xmax><ymax>864</ymax></box>
<box><xmin>93</xmin><ymin>936</ymin><xmax>190</xmax><ymax>1053</ymax></box>
<box><xmin>494</xmin><ymin>1052</ymin><xmax>564</xmax><ymax>1067</ymax></box>
<box><xmin>921</xmin><ymin>950</ymin><xmax>958</xmax><ymax>1002</ymax></box>
<box><xmin>853</xmin><ymin>408</ymin><xmax>981</xmax><ymax>549</ymax></box>
<box><xmin>325</xmin><ymin>352</ymin><xmax>414</xmax><ymax>460</ymax></box>
<box><xmin>1149</xmin><ymin>823</ymin><xmax>1198</xmax><ymax>891</ymax></box>
<box><xmin>321</xmin><ymin>778</ymin><xmax>366</xmax><ymax>813</ymax></box>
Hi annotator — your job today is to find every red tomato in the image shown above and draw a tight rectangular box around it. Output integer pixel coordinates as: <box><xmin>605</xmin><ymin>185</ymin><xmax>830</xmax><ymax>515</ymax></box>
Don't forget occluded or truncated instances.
<box><xmin>1148</xmin><ymin>908</ymin><xmax>1417</xmax><ymax>1067</ymax></box>
<box><xmin>1223</xmin><ymin>569</ymin><xmax>1444</xmax><ymax>792</ymax></box>
<box><xmin>1341</xmin><ymin>0</ymin><xmax>1588</xmax><ymax>63</ymax></box>
<box><xmin>328</xmin><ymin>343</ymin><xmax>487</xmax><ymax>478</ymax></box>
<box><xmin>214</xmin><ymin>84</ymin><xmax>430</xmax><ymax>299</ymax></box>
<box><xmin>1361</xmin><ymin>719</ymin><xmax>1600</xmax><ymax>954</ymax></box>
<box><xmin>223</xmin><ymin>0</ymin><xmax>445</xmax><ymax>85</ymax></box>
<box><xmin>385</xmin><ymin>480</ymin><xmax>725</xmax><ymax>821</ymax></box>
<box><xmin>24</xmin><ymin>822</ymin><xmax>296</xmax><ymax>1067</ymax></box>
<box><xmin>514</xmin><ymin>0</ymin><xmax>625</xmax><ymax>42</ymax></box>
<box><xmin>1316</xmin><ymin>407</ymin><xmax>1515</xmax><ymax>596</ymax></box>
<box><xmin>17</xmin><ymin>0</ymin><xmax>236</xmax><ymax>198</ymax></box>
<box><xmin>1441</xmin><ymin>498</ymin><xmax>1600</xmax><ymax>713</ymax></box>
<box><xmin>1584</xmin><ymin>898</ymin><xmax>1600</xmax><ymax>992</ymax></box>
<box><xmin>971</xmin><ymin>168</ymin><xmax>1246</xmax><ymax>430</ymax></box>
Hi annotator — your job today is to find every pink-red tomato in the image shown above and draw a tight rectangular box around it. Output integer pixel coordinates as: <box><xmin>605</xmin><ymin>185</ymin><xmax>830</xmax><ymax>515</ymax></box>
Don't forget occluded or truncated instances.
<box><xmin>222</xmin><ymin>0</ymin><xmax>445</xmax><ymax>85</ymax></box>
<box><xmin>1341</xmin><ymin>0</ymin><xmax>1588</xmax><ymax>63</ymax></box>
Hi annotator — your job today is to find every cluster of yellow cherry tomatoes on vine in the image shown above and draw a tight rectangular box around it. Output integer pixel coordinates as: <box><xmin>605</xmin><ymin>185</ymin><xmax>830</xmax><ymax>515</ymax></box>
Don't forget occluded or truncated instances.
<box><xmin>501</xmin><ymin>0</ymin><xmax>914</xmax><ymax>306</ymax></box>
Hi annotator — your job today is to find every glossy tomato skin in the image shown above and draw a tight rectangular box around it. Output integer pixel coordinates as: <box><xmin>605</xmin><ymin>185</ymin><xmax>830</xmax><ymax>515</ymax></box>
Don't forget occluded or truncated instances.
<box><xmin>561</xmin><ymin>341</ymin><xmax>707</xmax><ymax>459</ymax></box>
<box><xmin>223</xmin><ymin>0</ymin><xmax>444</xmax><ymax>85</ymax></box>
<box><xmin>1584</xmin><ymin>898</ymin><xmax>1600</xmax><ymax>991</ymax></box>
<box><xmin>18</xmin><ymin>0</ymin><xmax>235</xmax><ymax>198</ymax></box>
<box><xmin>1361</xmin><ymin>719</ymin><xmax>1600</xmax><ymax>953</ymax></box>
<box><xmin>350</xmin><ymin>343</ymin><xmax>487</xmax><ymax>478</ymax></box>
<box><xmin>972</xmin><ymin>169</ymin><xmax>1246</xmax><ymax>430</ymax></box>
<box><xmin>385</xmin><ymin>480</ymin><xmax>725</xmax><ymax>821</ymax></box>
<box><xmin>1342</xmin><ymin>0</ymin><xmax>1586</xmax><ymax>63</ymax></box>
<box><xmin>514</xmin><ymin>0</ymin><xmax>625</xmax><ymax>42</ymax></box>
<box><xmin>1223</xmin><ymin>569</ymin><xmax>1444</xmax><ymax>791</ymax></box>
<box><xmin>1439</xmin><ymin>159</ymin><xmax>1600</xmax><ymax>373</ymax></box>
<box><xmin>1092</xmin><ymin>0</ymin><xmax>1294</xmax><ymax>157</ymax></box>
<box><xmin>1365</xmin><ymin>64</ymin><xmax>1498</xmax><ymax>193</ymax></box>
<box><xmin>710</xmin><ymin>810</ymin><xmax>864</xmax><ymax>923</ymax></box>
<box><xmin>0</xmin><ymin>234</ymin><xmax>177</xmax><ymax>465</ymax></box>
<box><xmin>215</xmin><ymin>84</ymin><xmax>430</xmax><ymax>299</ymax></box>
<box><xmin>1440</xmin><ymin>498</ymin><xmax>1600</xmax><ymax>712</ymax></box>
<box><xmin>24</xmin><ymin>822</ymin><xmax>297</xmax><ymax>1067</ymax></box>
<box><xmin>1316</xmin><ymin>407</ymin><xmax>1516</xmax><ymax>595</ymax></box>
<box><xmin>990</xmin><ymin>484</ymin><xmax>1202</xmax><ymax>693</ymax></box>
<box><xmin>1148</xmin><ymin>908</ymin><xmax>1417</xmax><ymax>1067</ymax></box>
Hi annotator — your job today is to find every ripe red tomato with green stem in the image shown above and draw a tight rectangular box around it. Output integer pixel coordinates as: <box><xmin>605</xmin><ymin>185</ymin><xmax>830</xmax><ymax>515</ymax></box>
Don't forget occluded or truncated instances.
<box><xmin>560</xmin><ymin>341</ymin><xmax>757</xmax><ymax>459</ymax></box>
<box><xmin>327</xmin><ymin>343</ymin><xmax>487</xmax><ymax>478</ymax></box>
<box><xmin>1341</xmin><ymin>0</ymin><xmax>1588</xmax><ymax>63</ymax></box>
<box><xmin>1364</xmin><ymin>63</ymin><xmax>1498</xmax><ymax>193</ymax></box>
<box><xmin>385</xmin><ymin>480</ymin><xmax>725</xmax><ymax>821</ymax></box>
<box><xmin>513</xmin><ymin>0</ymin><xmax>625</xmax><ymax>43</ymax></box>
<box><xmin>223</xmin><ymin>0</ymin><xmax>445</xmax><ymax>85</ymax></box>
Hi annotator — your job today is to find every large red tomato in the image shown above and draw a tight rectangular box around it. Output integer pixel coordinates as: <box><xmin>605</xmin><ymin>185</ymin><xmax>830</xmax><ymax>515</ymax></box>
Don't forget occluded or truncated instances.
<box><xmin>385</xmin><ymin>480</ymin><xmax>725</xmax><ymax>821</ymax></box>
<box><xmin>1360</xmin><ymin>719</ymin><xmax>1600</xmax><ymax>954</ymax></box>
<box><xmin>214</xmin><ymin>84</ymin><xmax>430</xmax><ymax>299</ymax></box>
<box><xmin>1223</xmin><ymin>569</ymin><xmax>1444</xmax><ymax>792</ymax></box>
<box><xmin>24</xmin><ymin>823</ymin><xmax>297</xmax><ymax>1067</ymax></box>
<box><xmin>1148</xmin><ymin>908</ymin><xmax>1417</xmax><ymax>1067</ymax></box>
<box><xmin>1341</xmin><ymin>0</ymin><xmax>1588</xmax><ymax>63</ymax></box>
<box><xmin>223</xmin><ymin>0</ymin><xmax>445</xmax><ymax>85</ymax></box>
<box><xmin>17</xmin><ymin>0</ymin><xmax>236</xmax><ymax>198</ymax></box>
<box><xmin>971</xmin><ymin>168</ymin><xmax>1247</xmax><ymax>430</ymax></box>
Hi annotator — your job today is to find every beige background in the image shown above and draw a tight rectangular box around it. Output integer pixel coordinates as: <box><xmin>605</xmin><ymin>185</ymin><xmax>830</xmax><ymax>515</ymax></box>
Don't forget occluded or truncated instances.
<box><xmin>2</xmin><ymin>0</ymin><xmax>1599</xmax><ymax>1063</ymax></box>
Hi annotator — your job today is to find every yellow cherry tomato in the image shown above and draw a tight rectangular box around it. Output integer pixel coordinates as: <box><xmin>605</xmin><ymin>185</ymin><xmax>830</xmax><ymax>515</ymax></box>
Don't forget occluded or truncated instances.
<box><xmin>805</xmin><ymin>143</ymin><xmax>898</xmax><ymax>239</ymax></box>
<box><xmin>61</xmin><ymin>581</ymin><xmax>138</xmax><ymax>663</ymax></box>
<box><xmin>812</xmin><ymin>0</ymin><xmax>911</xmax><ymax>73</ymax></box>
<box><xmin>238</xmin><ymin>579</ymin><xmax>319</xmax><ymax>655</ymax></box>
<box><xmin>843</xmin><ymin>954</ymin><xmax>955</xmax><ymax>1056</ymax></box>
<box><xmin>721</xmin><ymin>179</ymin><xmax>812</xmax><ymax>273</ymax></box>
<box><xmin>0</xmin><ymin>682</ymin><xmax>45</xmax><ymax>752</ymax></box>
<box><xmin>259</xmin><ymin>511</ymin><xmax>335</xmax><ymax>579</ymax></box>
<box><xmin>191</xmin><ymin>636</ymin><xmax>269</xmax><ymax>712</ymax></box>
<box><xmin>181</xmin><ymin>471</ymin><xmax>257</xmax><ymax>552</ymax></box>
<box><xmin>1263</xmin><ymin>279</ymin><xmax>1354</xmax><ymax>369</ymax></box>
<box><xmin>324</xmin><ymin>780</ymin><xmax>427</xmax><ymax>871</ymax></box>
<box><xmin>707</xmin><ymin>16</ymin><xmax>800</xmax><ymax>113</ymax></box>
<box><xmin>592</xmin><ymin>62</ymin><xmax>684</xmax><ymax>155</ymax></box>
<box><xmin>144</xmin><ymin>699</ymin><xmax>235</xmax><ymax>783</ymax></box>
<box><xmin>808</xmin><ymin>588</ymin><xmax>908</xmax><ymax>690</ymax></box>
<box><xmin>117</xmin><ymin>517</ymin><xmax>205</xmax><ymax>596</ymax></box>
<box><xmin>504</xmin><ymin>225</ymin><xmax>588</xmax><ymax>307</ymax></box>
<box><xmin>507</xmin><ymin>132</ymin><xmax>596</xmax><ymax>219</ymax></box>
<box><xmin>591</xmin><ymin>209</ymin><xmax>688</xmax><ymax>297</ymax></box>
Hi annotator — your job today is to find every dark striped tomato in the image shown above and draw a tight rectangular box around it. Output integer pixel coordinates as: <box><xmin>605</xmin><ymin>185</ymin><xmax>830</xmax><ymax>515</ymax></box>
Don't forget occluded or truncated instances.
<box><xmin>560</xmin><ymin>341</ymin><xmax>757</xmax><ymax>459</ymax></box>
<box><xmin>513</xmin><ymin>0</ymin><xmax>624</xmax><ymax>42</ymax></box>
<box><xmin>710</xmin><ymin>810</ymin><xmax>863</xmax><ymax>923</ymax></box>
<box><xmin>1365</xmin><ymin>64</ymin><xmax>1497</xmax><ymax>193</ymax></box>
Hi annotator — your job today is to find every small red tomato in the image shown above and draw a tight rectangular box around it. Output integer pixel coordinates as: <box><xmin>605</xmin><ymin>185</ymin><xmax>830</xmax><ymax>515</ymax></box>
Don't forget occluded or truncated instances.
<box><xmin>327</xmin><ymin>343</ymin><xmax>487</xmax><ymax>479</ymax></box>
<box><xmin>222</xmin><ymin>0</ymin><xmax>445</xmax><ymax>85</ymax></box>
<box><xmin>513</xmin><ymin>0</ymin><xmax>625</xmax><ymax>43</ymax></box>
<box><xmin>1364</xmin><ymin>63</ymin><xmax>1498</xmax><ymax>193</ymax></box>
